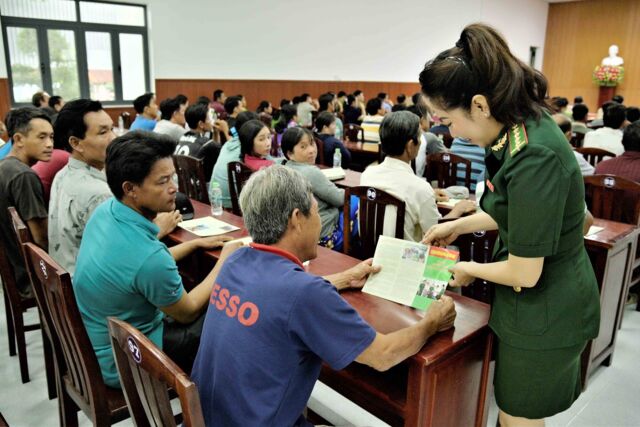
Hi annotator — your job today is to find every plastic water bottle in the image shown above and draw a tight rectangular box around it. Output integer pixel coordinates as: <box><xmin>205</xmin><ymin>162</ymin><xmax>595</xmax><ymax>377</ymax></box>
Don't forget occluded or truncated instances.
<box><xmin>333</xmin><ymin>148</ymin><xmax>342</xmax><ymax>168</ymax></box>
<box><xmin>117</xmin><ymin>115</ymin><xmax>124</xmax><ymax>134</ymax></box>
<box><xmin>209</xmin><ymin>181</ymin><xmax>223</xmax><ymax>216</ymax></box>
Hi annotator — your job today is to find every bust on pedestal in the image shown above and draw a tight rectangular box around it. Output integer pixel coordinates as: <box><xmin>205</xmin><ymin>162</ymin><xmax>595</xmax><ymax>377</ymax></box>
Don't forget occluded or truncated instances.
<box><xmin>601</xmin><ymin>44</ymin><xmax>624</xmax><ymax>66</ymax></box>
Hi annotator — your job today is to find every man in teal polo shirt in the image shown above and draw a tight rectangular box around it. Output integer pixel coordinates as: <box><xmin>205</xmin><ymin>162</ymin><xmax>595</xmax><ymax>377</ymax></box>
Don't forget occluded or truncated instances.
<box><xmin>74</xmin><ymin>130</ymin><xmax>239</xmax><ymax>388</ymax></box>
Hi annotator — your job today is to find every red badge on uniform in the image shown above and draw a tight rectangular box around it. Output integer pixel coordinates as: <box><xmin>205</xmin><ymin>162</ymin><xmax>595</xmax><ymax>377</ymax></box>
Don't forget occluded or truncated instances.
<box><xmin>486</xmin><ymin>179</ymin><xmax>494</xmax><ymax>192</ymax></box>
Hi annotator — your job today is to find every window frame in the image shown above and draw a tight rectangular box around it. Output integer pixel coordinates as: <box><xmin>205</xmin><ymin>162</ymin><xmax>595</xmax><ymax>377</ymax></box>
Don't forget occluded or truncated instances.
<box><xmin>0</xmin><ymin>0</ymin><xmax>150</xmax><ymax>106</ymax></box>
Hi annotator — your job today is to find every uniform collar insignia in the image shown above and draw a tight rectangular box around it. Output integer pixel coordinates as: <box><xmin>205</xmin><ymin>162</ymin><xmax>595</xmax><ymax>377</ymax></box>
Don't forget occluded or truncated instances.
<box><xmin>490</xmin><ymin>129</ymin><xmax>508</xmax><ymax>152</ymax></box>
<box><xmin>508</xmin><ymin>123</ymin><xmax>528</xmax><ymax>157</ymax></box>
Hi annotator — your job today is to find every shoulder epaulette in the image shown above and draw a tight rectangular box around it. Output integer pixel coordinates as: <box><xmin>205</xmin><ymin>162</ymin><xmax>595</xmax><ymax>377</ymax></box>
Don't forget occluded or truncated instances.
<box><xmin>508</xmin><ymin>123</ymin><xmax>528</xmax><ymax>157</ymax></box>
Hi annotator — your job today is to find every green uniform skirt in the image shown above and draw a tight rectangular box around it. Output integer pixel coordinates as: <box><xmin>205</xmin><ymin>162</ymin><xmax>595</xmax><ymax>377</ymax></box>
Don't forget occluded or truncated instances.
<box><xmin>494</xmin><ymin>339</ymin><xmax>586</xmax><ymax>419</ymax></box>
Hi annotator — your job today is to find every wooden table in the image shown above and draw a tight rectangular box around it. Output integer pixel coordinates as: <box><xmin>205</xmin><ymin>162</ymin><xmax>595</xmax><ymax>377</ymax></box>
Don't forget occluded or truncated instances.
<box><xmin>344</xmin><ymin>141</ymin><xmax>379</xmax><ymax>172</ymax></box>
<box><xmin>167</xmin><ymin>200</ymin><xmax>493</xmax><ymax>427</ymax></box>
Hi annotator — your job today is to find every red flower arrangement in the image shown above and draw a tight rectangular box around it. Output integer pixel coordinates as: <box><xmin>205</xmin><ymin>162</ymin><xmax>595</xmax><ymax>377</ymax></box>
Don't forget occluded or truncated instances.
<box><xmin>593</xmin><ymin>65</ymin><xmax>624</xmax><ymax>87</ymax></box>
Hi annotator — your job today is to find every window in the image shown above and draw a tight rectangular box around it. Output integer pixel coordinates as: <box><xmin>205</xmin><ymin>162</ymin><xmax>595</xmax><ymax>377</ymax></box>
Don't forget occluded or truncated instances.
<box><xmin>0</xmin><ymin>0</ymin><xmax>149</xmax><ymax>105</ymax></box>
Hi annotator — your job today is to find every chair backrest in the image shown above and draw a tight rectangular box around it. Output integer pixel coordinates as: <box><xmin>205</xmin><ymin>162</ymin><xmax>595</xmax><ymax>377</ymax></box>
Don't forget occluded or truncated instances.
<box><xmin>173</xmin><ymin>155</ymin><xmax>209</xmax><ymax>204</ymax></box>
<box><xmin>108</xmin><ymin>317</ymin><xmax>205</xmax><ymax>427</ymax></box>
<box><xmin>23</xmin><ymin>243</ymin><xmax>113</xmax><ymax>420</ymax></box>
<box><xmin>227</xmin><ymin>161</ymin><xmax>254</xmax><ymax>216</ymax></box>
<box><xmin>425</xmin><ymin>152</ymin><xmax>472</xmax><ymax>190</ymax></box>
<box><xmin>584</xmin><ymin>174</ymin><xmax>640</xmax><ymax>225</ymax></box>
<box><xmin>314</xmin><ymin>137</ymin><xmax>325</xmax><ymax>165</ymax></box>
<box><xmin>344</xmin><ymin>123</ymin><xmax>364</xmax><ymax>143</ymax></box>
<box><xmin>344</xmin><ymin>186</ymin><xmax>406</xmax><ymax>259</ymax></box>
<box><xmin>120</xmin><ymin>112</ymin><xmax>131</xmax><ymax>129</ymax></box>
<box><xmin>570</xmin><ymin>132</ymin><xmax>585</xmax><ymax>148</ymax></box>
<box><xmin>575</xmin><ymin>147</ymin><xmax>616</xmax><ymax>167</ymax></box>
<box><xmin>452</xmin><ymin>229</ymin><xmax>498</xmax><ymax>304</ymax></box>
<box><xmin>0</xmin><ymin>209</ymin><xmax>29</xmax><ymax>315</ymax></box>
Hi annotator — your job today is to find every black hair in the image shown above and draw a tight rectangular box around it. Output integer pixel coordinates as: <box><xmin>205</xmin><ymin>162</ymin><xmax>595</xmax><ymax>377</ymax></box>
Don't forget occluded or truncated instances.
<box><xmin>236</xmin><ymin>111</ymin><xmax>259</xmax><ymax>132</ymax></box>
<box><xmin>419</xmin><ymin>23</ymin><xmax>548</xmax><ymax>127</ymax></box>
<box><xmin>281</xmin><ymin>127</ymin><xmax>314</xmax><ymax>160</ymax></box>
<box><xmin>185</xmin><ymin>103</ymin><xmax>208</xmax><ymax>129</ymax></box>
<box><xmin>48</xmin><ymin>95</ymin><xmax>63</xmax><ymax>109</ymax></box>
<box><xmin>377</xmin><ymin>92</ymin><xmax>388</xmax><ymax>100</ymax></box>
<box><xmin>626</xmin><ymin>106</ymin><xmax>640</xmax><ymax>123</ymax></box>
<box><xmin>6</xmin><ymin>106</ymin><xmax>52</xmax><ymax>139</ymax></box>
<box><xmin>612</xmin><ymin>95</ymin><xmax>624</xmax><ymax>104</ymax></box>
<box><xmin>353</xmin><ymin>90</ymin><xmax>362</xmax><ymax>97</ymax></box>
<box><xmin>572</xmin><ymin>103</ymin><xmax>589</xmax><ymax>121</ymax></box>
<box><xmin>300</xmin><ymin>93</ymin><xmax>310</xmax><ymax>101</ymax></box>
<box><xmin>256</xmin><ymin>100</ymin><xmax>271</xmax><ymax>113</ymax></box>
<box><xmin>603</xmin><ymin>103</ymin><xmax>626</xmax><ymax>129</ymax></box>
<box><xmin>280</xmin><ymin>99</ymin><xmax>291</xmax><ymax>107</ymax></box>
<box><xmin>31</xmin><ymin>91</ymin><xmax>47</xmax><ymax>107</ymax></box>
<box><xmin>53</xmin><ymin>99</ymin><xmax>104</xmax><ymax>151</ymax></box>
<box><xmin>239</xmin><ymin>119</ymin><xmax>268</xmax><ymax>158</ymax></box>
<box><xmin>224</xmin><ymin>96</ymin><xmax>242</xmax><ymax>114</ymax></box>
<box><xmin>397</xmin><ymin>94</ymin><xmax>406</xmax><ymax>104</ymax></box>
<box><xmin>318</xmin><ymin>93</ymin><xmax>334</xmax><ymax>112</ymax></box>
<box><xmin>411</xmin><ymin>92</ymin><xmax>421</xmax><ymax>105</ymax></box>
<box><xmin>337</xmin><ymin>91</ymin><xmax>346</xmax><ymax>98</ymax></box>
<box><xmin>213</xmin><ymin>89</ymin><xmax>224</xmax><ymax>101</ymax></box>
<box><xmin>365</xmin><ymin>98</ymin><xmax>383</xmax><ymax>116</ymax></box>
<box><xmin>159</xmin><ymin>97</ymin><xmax>181</xmax><ymax>121</ymax></box>
<box><xmin>622</xmin><ymin>121</ymin><xmax>640</xmax><ymax>152</ymax></box>
<box><xmin>573</xmin><ymin>96</ymin><xmax>583</xmax><ymax>104</ymax></box>
<box><xmin>379</xmin><ymin>111</ymin><xmax>420</xmax><ymax>157</ymax></box>
<box><xmin>315</xmin><ymin>111</ymin><xmax>336</xmax><ymax>133</ymax></box>
<box><xmin>554</xmin><ymin>114</ymin><xmax>572</xmax><ymax>133</ymax></box>
<box><xmin>174</xmin><ymin>94</ymin><xmax>188</xmax><ymax>105</ymax></box>
<box><xmin>133</xmin><ymin>92</ymin><xmax>154</xmax><ymax>114</ymax></box>
<box><xmin>392</xmin><ymin>104</ymin><xmax>407</xmax><ymax>112</ymax></box>
<box><xmin>346</xmin><ymin>94</ymin><xmax>356</xmax><ymax>106</ymax></box>
<box><xmin>275</xmin><ymin>104</ymin><xmax>297</xmax><ymax>134</ymax></box>
<box><xmin>196</xmin><ymin>96</ymin><xmax>211</xmax><ymax>105</ymax></box>
<box><xmin>105</xmin><ymin>131</ymin><xmax>176</xmax><ymax>200</ymax></box>
<box><xmin>292</xmin><ymin>96</ymin><xmax>301</xmax><ymax>105</ymax></box>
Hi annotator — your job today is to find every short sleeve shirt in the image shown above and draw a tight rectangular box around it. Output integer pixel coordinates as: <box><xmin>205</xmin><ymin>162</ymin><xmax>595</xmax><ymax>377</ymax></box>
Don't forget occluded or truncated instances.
<box><xmin>175</xmin><ymin>131</ymin><xmax>221</xmax><ymax>178</ymax></box>
<box><xmin>211</xmin><ymin>137</ymin><xmax>240</xmax><ymax>209</ymax></box>
<box><xmin>73</xmin><ymin>198</ymin><xmax>183</xmax><ymax>387</ymax></box>
<box><xmin>191</xmin><ymin>244</ymin><xmax>376</xmax><ymax>427</ymax></box>
<box><xmin>481</xmin><ymin>113</ymin><xmax>600</xmax><ymax>349</ymax></box>
<box><xmin>129</xmin><ymin>115</ymin><xmax>157</xmax><ymax>131</ymax></box>
<box><xmin>0</xmin><ymin>157</ymin><xmax>47</xmax><ymax>289</ymax></box>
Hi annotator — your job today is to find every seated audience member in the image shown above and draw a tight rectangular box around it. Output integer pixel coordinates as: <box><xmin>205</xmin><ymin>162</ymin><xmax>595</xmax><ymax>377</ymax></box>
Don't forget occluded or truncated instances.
<box><xmin>274</xmin><ymin>103</ymin><xmax>299</xmax><ymax>151</ymax></box>
<box><xmin>378</xmin><ymin>92</ymin><xmax>393</xmax><ymax>113</ymax></box>
<box><xmin>553</xmin><ymin>113</ymin><xmax>594</xmax><ymax>176</ymax></box>
<box><xmin>354</xmin><ymin>90</ymin><xmax>366</xmax><ymax>121</ymax></box>
<box><xmin>296</xmin><ymin>93</ymin><xmax>316</xmax><ymax>127</ymax></box>
<box><xmin>73</xmin><ymin>131</ymin><xmax>236</xmax><ymax>388</ymax></box>
<box><xmin>315</xmin><ymin>111</ymin><xmax>351</xmax><ymax>169</ymax></box>
<box><xmin>335</xmin><ymin>91</ymin><xmax>347</xmax><ymax>114</ymax></box>
<box><xmin>412</xmin><ymin>106</ymin><xmax>446</xmax><ymax>178</ymax></box>
<box><xmin>0</xmin><ymin>107</ymin><xmax>53</xmax><ymax>297</ymax></box>
<box><xmin>210</xmin><ymin>89</ymin><xmax>226</xmax><ymax>117</ymax></box>
<box><xmin>343</xmin><ymin>94</ymin><xmax>362</xmax><ymax>125</ymax></box>
<box><xmin>595</xmin><ymin>121</ymin><xmax>640</xmax><ymax>182</ymax></box>
<box><xmin>572</xmin><ymin>103</ymin><xmax>592</xmax><ymax>135</ymax></box>
<box><xmin>236</xmin><ymin>94</ymin><xmax>248</xmax><ymax>110</ymax></box>
<box><xmin>154</xmin><ymin>97</ymin><xmax>188</xmax><ymax>141</ymax></box>
<box><xmin>191</xmin><ymin>164</ymin><xmax>456</xmax><ymax>426</ymax></box>
<box><xmin>211</xmin><ymin>111</ymin><xmax>259</xmax><ymax>208</ymax></box>
<box><xmin>282</xmin><ymin>127</ymin><xmax>355</xmax><ymax>251</ymax></box>
<box><xmin>130</xmin><ymin>92</ymin><xmax>159</xmax><ymax>131</ymax></box>
<box><xmin>450</xmin><ymin>137</ymin><xmax>486</xmax><ymax>191</ymax></box>
<box><xmin>591</xmin><ymin>100</ymin><xmax>616</xmax><ymax>127</ymax></box>
<box><xmin>32</xmin><ymin>131</ymin><xmax>70</xmax><ymax>205</ymax></box>
<box><xmin>196</xmin><ymin>96</ymin><xmax>211</xmax><ymax>106</ymax></box>
<box><xmin>406</xmin><ymin>92</ymin><xmax>423</xmax><ymax>116</ymax></box>
<box><xmin>256</xmin><ymin>100</ymin><xmax>273</xmax><ymax>115</ymax></box>
<box><xmin>626</xmin><ymin>106</ymin><xmax>640</xmax><ymax>124</ymax></box>
<box><xmin>48</xmin><ymin>95</ymin><xmax>64</xmax><ymax>123</ymax></box>
<box><xmin>175</xmin><ymin>103</ymin><xmax>221</xmax><ymax>179</ymax></box>
<box><xmin>583</xmin><ymin>103</ymin><xmax>626</xmax><ymax>155</ymax></box>
<box><xmin>318</xmin><ymin>92</ymin><xmax>343</xmax><ymax>140</ymax></box>
<box><xmin>224</xmin><ymin>95</ymin><xmax>243</xmax><ymax>132</ymax></box>
<box><xmin>393</xmin><ymin>94</ymin><xmax>407</xmax><ymax>112</ymax></box>
<box><xmin>361</xmin><ymin>98</ymin><xmax>386</xmax><ymax>144</ymax></box>
<box><xmin>361</xmin><ymin>111</ymin><xmax>475</xmax><ymax>242</ymax></box>
<box><xmin>31</xmin><ymin>91</ymin><xmax>50</xmax><ymax>108</ymax></box>
<box><xmin>240</xmin><ymin>119</ymin><xmax>274</xmax><ymax>171</ymax></box>
<box><xmin>551</xmin><ymin>96</ymin><xmax>570</xmax><ymax>116</ymax></box>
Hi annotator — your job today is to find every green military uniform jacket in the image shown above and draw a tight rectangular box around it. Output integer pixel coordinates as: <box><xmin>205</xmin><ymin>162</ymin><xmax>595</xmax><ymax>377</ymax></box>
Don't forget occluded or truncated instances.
<box><xmin>480</xmin><ymin>112</ymin><xmax>600</xmax><ymax>350</ymax></box>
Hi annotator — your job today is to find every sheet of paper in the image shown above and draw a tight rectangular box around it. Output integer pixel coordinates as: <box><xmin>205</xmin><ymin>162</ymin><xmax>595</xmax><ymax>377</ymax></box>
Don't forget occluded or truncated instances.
<box><xmin>438</xmin><ymin>198</ymin><xmax>465</xmax><ymax>208</ymax></box>
<box><xmin>178</xmin><ymin>216</ymin><xmax>240</xmax><ymax>237</ymax></box>
<box><xmin>230</xmin><ymin>235</ymin><xmax>253</xmax><ymax>245</ymax></box>
<box><xmin>320</xmin><ymin>167</ymin><xmax>346</xmax><ymax>181</ymax></box>
<box><xmin>362</xmin><ymin>236</ymin><xmax>458</xmax><ymax>310</ymax></box>
<box><xmin>586</xmin><ymin>226</ymin><xmax>605</xmax><ymax>236</ymax></box>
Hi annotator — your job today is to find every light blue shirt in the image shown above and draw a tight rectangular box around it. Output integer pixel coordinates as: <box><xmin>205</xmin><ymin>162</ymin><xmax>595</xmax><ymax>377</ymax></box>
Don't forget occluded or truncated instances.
<box><xmin>211</xmin><ymin>136</ymin><xmax>241</xmax><ymax>209</ymax></box>
<box><xmin>74</xmin><ymin>198</ymin><xmax>183</xmax><ymax>387</ymax></box>
<box><xmin>129</xmin><ymin>115</ymin><xmax>157</xmax><ymax>131</ymax></box>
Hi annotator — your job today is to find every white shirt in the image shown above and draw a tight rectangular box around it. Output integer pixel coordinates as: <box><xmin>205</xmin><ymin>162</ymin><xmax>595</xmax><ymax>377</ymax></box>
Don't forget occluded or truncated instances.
<box><xmin>153</xmin><ymin>119</ymin><xmax>187</xmax><ymax>141</ymax></box>
<box><xmin>583</xmin><ymin>127</ymin><xmax>624</xmax><ymax>156</ymax></box>
<box><xmin>361</xmin><ymin>157</ymin><xmax>441</xmax><ymax>242</ymax></box>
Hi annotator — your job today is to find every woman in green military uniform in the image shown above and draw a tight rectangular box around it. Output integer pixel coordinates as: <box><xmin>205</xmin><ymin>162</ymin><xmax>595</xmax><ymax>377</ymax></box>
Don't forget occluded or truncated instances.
<box><xmin>418</xmin><ymin>24</ymin><xmax>600</xmax><ymax>427</ymax></box>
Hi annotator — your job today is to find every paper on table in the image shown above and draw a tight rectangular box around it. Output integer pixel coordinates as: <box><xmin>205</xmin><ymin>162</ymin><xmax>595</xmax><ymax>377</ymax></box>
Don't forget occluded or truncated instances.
<box><xmin>178</xmin><ymin>216</ymin><xmax>240</xmax><ymax>237</ymax></box>
<box><xmin>362</xmin><ymin>235</ymin><xmax>458</xmax><ymax>310</ymax></box>
<box><xmin>320</xmin><ymin>167</ymin><xmax>346</xmax><ymax>181</ymax></box>
<box><xmin>586</xmin><ymin>226</ymin><xmax>605</xmax><ymax>236</ymax></box>
<box><xmin>438</xmin><ymin>198</ymin><xmax>468</xmax><ymax>208</ymax></box>
<box><xmin>230</xmin><ymin>235</ymin><xmax>253</xmax><ymax>245</ymax></box>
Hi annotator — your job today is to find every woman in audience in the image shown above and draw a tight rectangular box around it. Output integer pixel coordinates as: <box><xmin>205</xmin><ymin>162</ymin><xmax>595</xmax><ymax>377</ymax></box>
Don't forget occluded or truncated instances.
<box><xmin>343</xmin><ymin>94</ymin><xmax>362</xmax><ymax>125</ymax></box>
<box><xmin>419</xmin><ymin>23</ymin><xmax>600</xmax><ymax>427</ymax></box>
<box><xmin>274</xmin><ymin>104</ymin><xmax>298</xmax><ymax>134</ymax></box>
<box><xmin>281</xmin><ymin>127</ymin><xmax>356</xmax><ymax>251</ymax></box>
<box><xmin>315</xmin><ymin>111</ymin><xmax>351</xmax><ymax>169</ymax></box>
<box><xmin>239</xmin><ymin>119</ymin><xmax>274</xmax><ymax>171</ymax></box>
<box><xmin>256</xmin><ymin>100</ymin><xmax>272</xmax><ymax>115</ymax></box>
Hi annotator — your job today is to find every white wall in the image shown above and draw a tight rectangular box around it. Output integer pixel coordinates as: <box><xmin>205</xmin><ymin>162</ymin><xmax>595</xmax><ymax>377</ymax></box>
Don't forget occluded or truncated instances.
<box><xmin>0</xmin><ymin>0</ymin><xmax>549</xmax><ymax>82</ymax></box>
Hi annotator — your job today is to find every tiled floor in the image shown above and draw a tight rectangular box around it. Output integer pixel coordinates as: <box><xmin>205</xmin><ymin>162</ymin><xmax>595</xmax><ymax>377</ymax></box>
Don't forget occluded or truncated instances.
<box><xmin>0</xmin><ymin>295</ymin><xmax>638</xmax><ymax>426</ymax></box>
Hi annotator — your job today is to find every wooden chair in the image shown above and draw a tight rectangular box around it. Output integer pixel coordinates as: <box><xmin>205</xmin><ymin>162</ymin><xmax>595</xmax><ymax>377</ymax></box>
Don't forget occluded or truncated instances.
<box><xmin>425</xmin><ymin>152</ymin><xmax>472</xmax><ymax>190</ymax></box>
<box><xmin>451</xmin><ymin>230</ymin><xmax>499</xmax><ymax>304</ymax></box>
<box><xmin>0</xmin><ymin>209</ymin><xmax>41</xmax><ymax>385</ymax></box>
<box><xmin>343</xmin><ymin>186</ymin><xmax>405</xmax><ymax>259</ymax></box>
<box><xmin>108</xmin><ymin>317</ymin><xmax>205</xmax><ymax>427</ymax></box>
<box><xmin>9</xmin><ymin>207</ymin><xmax>57</xmax><ymax>399</ymax></box>
<box><xmin>23</xmin><ymin>243</ymin><xmax>130</xmax><ymax>427</ymax></box>
<box><xmin>314</xmin><ymin>137</ymin><xmax>325</xmax><ymax>165</ymax></box>
<box><xmin>174</xmin><ymin>155</ymin><xmax>209</xmax><ymax>204</ymax></box>
<box><xmin>227</xmin><ymin>161</ymin><xmax>254</xmax><ymax>216</ymax></box>
<box><xmin>0</xmin><ymin>412</ymin><xmax>8</xmax><ymax>427</ymax></box>
<box><xmin>343</xmin><ymin>123</ymin><xmax>364</xmax><ymax>143</ymax></box>
<box><xmin>575</xmin><ymin>147</ymin><xmax>616</xmax><ymax>167</ymax></box>
<box><xmin>570</xmin><ymin>132</ymin><xmax>586</xmax><ymax>148</ymax></box>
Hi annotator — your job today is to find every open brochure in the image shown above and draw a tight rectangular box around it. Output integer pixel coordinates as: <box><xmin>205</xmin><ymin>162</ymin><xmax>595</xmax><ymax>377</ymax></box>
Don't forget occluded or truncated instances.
<box><xmin>362</xmin><ymin>236</ymin><xmax>459</xmax><ymax>310</ymax></box>
<box><xmin>320</xmin><ymin>167</ymin><xmax>346</xmax><ymax>181</ymax></box>
<box><xmin>178</xmin><ymin>216</ymin><xmax>240</xmax><ymax>237</ymax></box>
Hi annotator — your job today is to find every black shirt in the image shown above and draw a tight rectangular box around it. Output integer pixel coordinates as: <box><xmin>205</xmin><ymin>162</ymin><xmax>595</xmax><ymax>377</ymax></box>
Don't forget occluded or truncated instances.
<box><xmin>175</xmin><ymin>132</ymin><xmax>221</xmax><ymax>179</ymax></box>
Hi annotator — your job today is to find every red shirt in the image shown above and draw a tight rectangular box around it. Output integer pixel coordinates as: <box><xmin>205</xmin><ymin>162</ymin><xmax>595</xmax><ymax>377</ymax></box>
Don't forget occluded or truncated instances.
<box><xmin>244</xmin><ymin>154</ymin><xmax>274</xmax><ymax>171</ymax></box>
<box><xmin>594</xmin><ymin>151</ymin><xmax>640</xmax><ymax>182</ymax></box>
<box><xmin>32</xmin><ymin>149</ymin><xmax>70</xmax><ymax>204</ymax></box>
